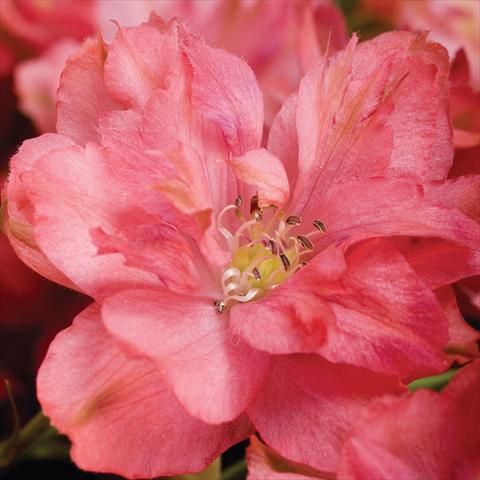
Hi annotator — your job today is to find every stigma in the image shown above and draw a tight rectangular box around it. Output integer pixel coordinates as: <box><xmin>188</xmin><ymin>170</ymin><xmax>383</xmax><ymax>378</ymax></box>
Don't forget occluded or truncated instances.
<box><xmin>214</xmin><ymin>195</ymin><xmax>326</xmax><ymax>312</ymax></box>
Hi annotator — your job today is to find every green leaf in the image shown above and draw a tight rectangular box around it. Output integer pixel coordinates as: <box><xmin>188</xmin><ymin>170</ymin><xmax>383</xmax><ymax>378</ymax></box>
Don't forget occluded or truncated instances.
<box><xmin>408</xmin><ymin>368</ymin><xmax>458</xmax><ymax>392</ymax></box>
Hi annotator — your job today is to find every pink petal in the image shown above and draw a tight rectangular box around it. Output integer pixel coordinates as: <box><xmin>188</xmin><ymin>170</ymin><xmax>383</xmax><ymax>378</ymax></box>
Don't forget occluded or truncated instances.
<box><xmin>316</xmin><ymin>239</ymin><xmax>449</xmax><ymax>376</ymax></box>
<box><xmin>21</xmin><ymin>141</ymin><xmax>157</xmax><ymax>298</ymax></box>
<box><xmin>301</xmin><ymin>178</ymin><xmax>480</xmax><ymax>252</ymax></box>
<box><xmin>230</xmin><ymin>246</ymin><xmax>345</xmax><ymax>355</ymax></box>
<box><xmin>230</xmin><ymin>148</ymin><xmax>290</xmax><ymax>207</ymax></box>
<box><xmin>268</xmin><ymin>92</ymin><xmax>299</xmax><ymax>192</ymax></box>
<box><xmin>182</xmin><ymin>31</ymin><xmax>263</xmax><ymax>155</ymax></box>
<box><xmin>396</xmin><ymin>238</ymin><xmax>480</xmax><ymax>290</ymax></box>
<box><xmin>104</xmin><ymin>19</ymin><xmax>180</xmax><ymax>109</ymax></box>
<box><xmin>247</xmin><ymin>355</ymin><xmax>405</xmax><ymax>472</ymax></box>
<box><xmin>234</xmin><ymin>239</ymin><xmax>450</xmax><ymax>375</ymax></box>
<box><xmin>289</xmin><ymin>31</ymin><xmax>452</xmax><ymax>214</ymax></box>
<box><xmin>91</xmin><ymin>219</ymin><xmax>217</xmax><ymax>296</ymax></box>
<box><xmin>140</xmin><ymin>75</ymin><xmax>236</xmax><ymax>218</ymax></box>
<box><xmin>102</xmin><ymin>288</ymin><xmax>270</xmax><ymax>424</ymax></box>
<box><xmin>5</xmin><ymin>134</ymin><xmax>79</xmax><ymax>289</ymax></box>
<box><xmin>38</xmin><ymin>304</ymin><xmax>251</xmax><ymax>478</ymax></box>
<box><xmin>57</xmin><ymin>37</ymin><xmax>117</xmax><ymax>146</ymax></box>
<box><xmin>424</xmin><ymin>175</ymin><xmax>480</xmax><ymax>221</ymax></box>
<box><xmin>337</xmin><ymin>361</ymin><xmax>480</xmax><ymax>480</ymax></box>
<box><xmin>99</xmin><ymin>105</ymin><xmax>231</xmax><ymax>268</ymax></box>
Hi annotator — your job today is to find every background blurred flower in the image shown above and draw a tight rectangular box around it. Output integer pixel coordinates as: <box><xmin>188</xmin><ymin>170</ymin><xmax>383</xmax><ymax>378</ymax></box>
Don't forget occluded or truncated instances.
<box><xmin>0</xmin><ymin>0</ymin><xmax>94</xmax><ymax>70</ymax></box>
<box><xmin>361</xmin><ymin>0</ymin><xmax>480</xmax><ymax>88</ymax></box>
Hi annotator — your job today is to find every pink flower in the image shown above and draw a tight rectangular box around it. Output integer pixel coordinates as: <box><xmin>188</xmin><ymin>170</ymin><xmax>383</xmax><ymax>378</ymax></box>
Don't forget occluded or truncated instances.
<box><xmin>4</xmin><ymin>17</ymin><xmax>479</xmax><ymax>478</ymax></box>
<box><xmin>247</xmin><ymin>361</ymin><xmax>480</xmax><ymax>479</ymax></box>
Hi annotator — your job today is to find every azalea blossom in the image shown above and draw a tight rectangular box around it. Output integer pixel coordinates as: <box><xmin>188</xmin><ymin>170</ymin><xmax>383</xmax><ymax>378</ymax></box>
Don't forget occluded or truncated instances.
<box><xmin>247</xmin><ymin>361</ymin><xmax>480</xmax><ymax>479</ymax></box>
<box><xmin>4</xmin><ymin>16</ymin><xmax>480</xmax><ymax>478</ymax></box>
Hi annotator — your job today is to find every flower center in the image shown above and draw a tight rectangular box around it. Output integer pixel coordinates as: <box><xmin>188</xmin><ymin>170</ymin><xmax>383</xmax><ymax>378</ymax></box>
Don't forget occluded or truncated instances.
<box><xmin>214</xmin><ymin>195</ymin><xmax>326</xmax><ymax>312</ymax></box>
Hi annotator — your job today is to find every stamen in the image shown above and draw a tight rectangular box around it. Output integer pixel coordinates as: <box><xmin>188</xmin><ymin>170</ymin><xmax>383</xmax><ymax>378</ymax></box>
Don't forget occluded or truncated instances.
<box><xmin>297</xmin><ymin>235</ymin><xmax>314</xmax><ymax>250</ymax></box>
<box><xmin>250</xmin><ymin>195</ymin><xmax>262</xmax><ymax>221</ymax></box>
<box><xmin>215</xmin><ymin>196</ymin><xmax>323</xmax><ymax>312</ymax></box>
<box><xmin>313</xmin><ymin>220</ymin><xmax>327</xmax><ymax>232</ymax></box>
<box><xmin>280</xmin><ymin>254</ymin><xmax>291</xmax><ymax>271</ymax></box>
<box><xmin>235</xmin><ymin>195</ymin><xmax>243</xmax><ymax>208</ymax></box>
<box><xmin>267</xmin><ymin>239</ymin><xmax>279</xmax><ymax>255</ymax></box>
<box><xmin>214</xmin><ymin>300</ymin><xmax>226</xmax><ymax>313</ymax></box>
<box><xmin>250</xmin><ymin>195</ymin><xmax>259</xmax><ymax>213</ymax></box>
<box><xmin>286</xmin><ymin>215</ymin><xmax>301</xmax><ymax>226</ymax></box>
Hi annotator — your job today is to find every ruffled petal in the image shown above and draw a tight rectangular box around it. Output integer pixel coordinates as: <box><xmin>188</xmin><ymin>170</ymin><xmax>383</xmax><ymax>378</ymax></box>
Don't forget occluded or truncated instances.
<box><xmin>234</xmin><ymin>238</ymin><xmax>449</xmax><ymax>376</ymax></box>
<box><xmin>38</xmin><ymin>304</ymin><xmax>251</xmax><ymax>479</ymax></box>
<box><xmin>103</xmin><ymin>18</ymin><xmax>180</xmax><ymax>109</ymax></box>
<box><xmin>182</xmin><ymin>31</ymin><xmax>263</xmax><ymax>155</ymax></box>
<box><xmin>19</xmin><ymin>141</ymin><xmax>157</xmax><ymax>298</ymax></box>
<box><xmin>102</xmin><ymin>288</ymin><xmax>270</xmax><ymax>424</ymax></box>
<box><xmin>316</xmin><ymin>239</ymin><xmax>449</xmax><ymax>376</ymax></box>
<box><xmin>57</xmin><ymin>37</ymin><xmax>117</xmax><ymax>145</ymax></box>
<box><xmin>301</xmin><ymin>178</ymin><xmax>480</xmax><ymax>251</ymax></box>
<box><xmin>230</xmin><ymin>246</ymin><xmax>345</xmax><ymax>355</ymax></box>
<box><xmin>247</xmin><ymin>355</ymin><xmax>404</xmax><ymax>472</ymax></box>
<box><xmin>5</xmin><ymin>134</ymin><xmax>79</xmax><ymax>289</ymax></box>
<box><xmin>230</xmin><ymin>148</ymin><xmax>290</xmax><ymax>207</ymax></box>
<box><xmin>288</xmin><ymin>31</ymin><xmax>452</xmax><ymax>215</ymax></box>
